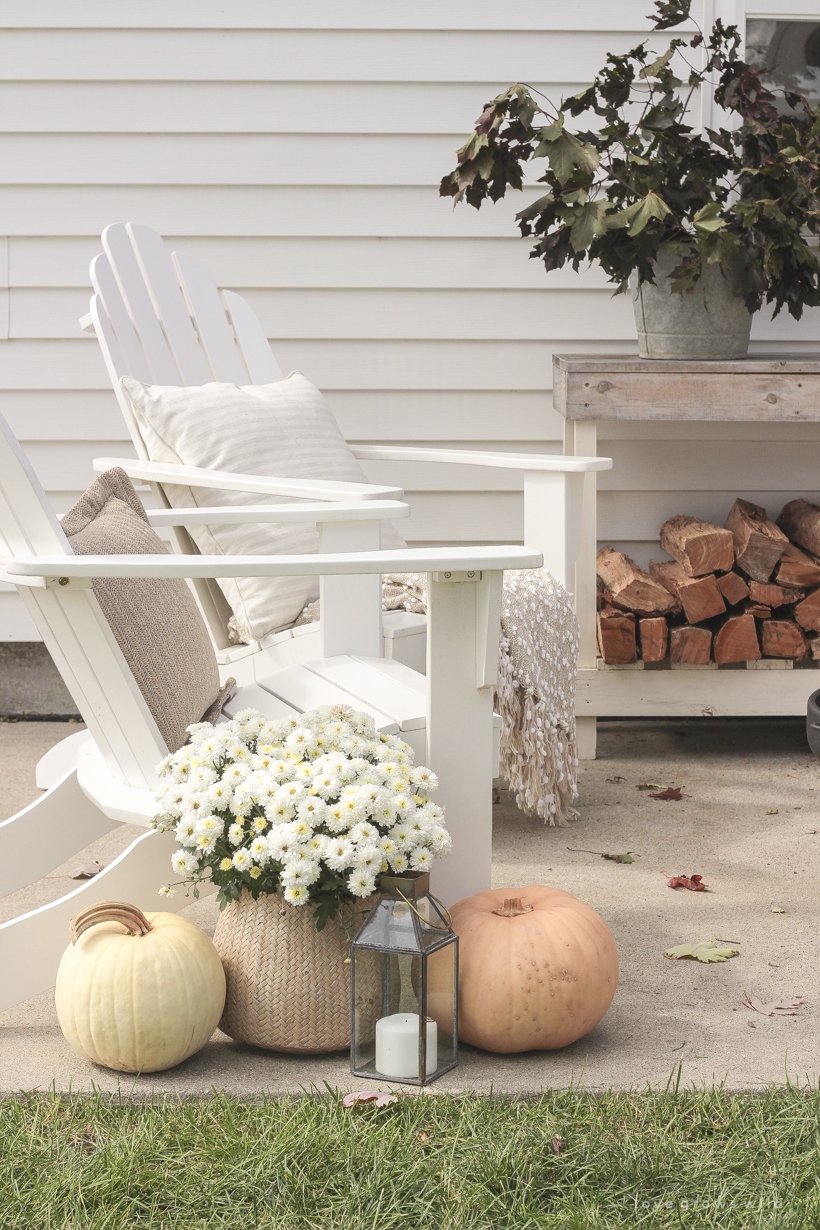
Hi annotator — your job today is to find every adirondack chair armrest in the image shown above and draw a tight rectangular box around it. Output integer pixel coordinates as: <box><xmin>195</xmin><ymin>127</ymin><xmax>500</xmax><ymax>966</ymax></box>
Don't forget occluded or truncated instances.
<box><xmin>349</xmin><ymin>444</ymin><xmax>612</xmax><ymax>473</ymax></box>
<box><xmin>145</xmin><ymin>500</ymin><xmax>411</xmax><ymax>527</ymax></box>
<box><xmin>92</xmin><ymin>457</ymin><xmax>404</xmax><ymax>502</ymax></box>
<box><xmin>350</xmin><ymin>445</ymin><xmax>609</xmax><ymax>590</ymax></box>
<box><xmin>6</xmin><ymin>545</ymin><xmax>542</xmax><ymax>582</ymax></box>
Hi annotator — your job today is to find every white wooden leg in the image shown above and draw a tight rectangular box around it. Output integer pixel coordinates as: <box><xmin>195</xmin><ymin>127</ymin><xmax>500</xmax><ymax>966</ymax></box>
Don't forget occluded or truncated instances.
<box><xmin>425</xmin><ymin>571</ymin><xmax>496</xmax><ymax>907</ymax></box>
<box><xmin>0</xmin><ymin>828</ymin><xmax>216</xmax><ymax>1012</ymax></box>
<box><xmin>565</xmin><ymin>418</ymin><xmax>598</xmax><ymax>755</ymax></box>
<box><xmin>319</xmin><ymin>520</ymin><xmax>382</xmax><ymax>658</ymax></box>
<box><xmin>35</xmin><ymin>728</ymin><xmax>92</xmax><ymax>789</ymax></box>
<box><xmin>0</xmin><ymin>767</ymin><xmax>119</xmax><ymax>897</ymax></box>
<box><xmin>576</xmin><ymin>716</ymin><xmax>598</xmax><ymax>760</ymax></box>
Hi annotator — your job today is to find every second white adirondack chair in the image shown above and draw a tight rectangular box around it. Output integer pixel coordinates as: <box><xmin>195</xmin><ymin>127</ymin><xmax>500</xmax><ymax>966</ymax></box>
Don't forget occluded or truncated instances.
<box><xmin>80</xmin><ymin>224</ymin><xmax>612</xmax><ymax>690</ymax></box>
<box><xmin>0</xmin><ymin>407</ymin><xmax>541</xmax><ymax>1012</ymax></box>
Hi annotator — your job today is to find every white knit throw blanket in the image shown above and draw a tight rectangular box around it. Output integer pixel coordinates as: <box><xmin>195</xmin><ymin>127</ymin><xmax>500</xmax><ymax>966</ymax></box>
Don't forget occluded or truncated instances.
<box><xmin>296</xmin><ymin>568</ymin><xmax>579</xmax><ymax>824</ymax></box>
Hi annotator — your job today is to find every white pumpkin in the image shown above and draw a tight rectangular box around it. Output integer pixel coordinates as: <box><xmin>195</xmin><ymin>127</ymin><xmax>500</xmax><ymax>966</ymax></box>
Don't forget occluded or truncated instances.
<box><xmin>56</xmin><ymin>900</ymin><xmax>226</xmax><ymax>1073</ymax></box>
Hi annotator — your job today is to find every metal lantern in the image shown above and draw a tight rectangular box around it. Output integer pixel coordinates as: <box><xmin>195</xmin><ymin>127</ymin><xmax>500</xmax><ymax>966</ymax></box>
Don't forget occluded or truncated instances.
<box><xmin>350</xmin><ymin>871</ymin><xmax>458</xmax><ymax>1085</ymax></box>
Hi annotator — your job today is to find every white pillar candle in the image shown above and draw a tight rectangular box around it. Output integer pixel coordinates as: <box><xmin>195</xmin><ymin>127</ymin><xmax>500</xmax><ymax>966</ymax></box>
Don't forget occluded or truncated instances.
<box><xmin>374</xmin><ymin>1013</ymin><xmax>437</xmax><ymax>1080</ymax></box>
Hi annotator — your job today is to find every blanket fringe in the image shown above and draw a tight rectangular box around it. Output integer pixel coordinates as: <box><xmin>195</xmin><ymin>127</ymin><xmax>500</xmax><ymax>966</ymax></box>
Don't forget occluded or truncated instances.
<box><xmin>495</xmin><ymin>636</ymin><xmax>578</xmax><ymax>825</ymax></box>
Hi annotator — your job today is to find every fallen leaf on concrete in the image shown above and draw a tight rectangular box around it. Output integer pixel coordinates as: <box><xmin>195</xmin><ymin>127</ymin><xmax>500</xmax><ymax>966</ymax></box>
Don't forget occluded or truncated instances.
<box><xmin>637</xmin><ymin>780</ymin><xmax>665</xmax><ymax>791</ymax></box>
<box><xmin>766</xmin><ymin>809</ymin><xmax>779</xmax><ymax>815</ymax></box>
<box><xmin>650</xmin><ymin>787</ymin><xmax>684</xmax><ymax>801</ymax></box>
<box><xmin>71</xmin><ymin>863</ymin><xmax>104</xmax><ymax>880</ymax></box>
<box><xmin>566</xmin><ymin>847</ymin><xmax>637</xmax><ymax>864</ymax></box>
<box><xmin>664</xmin><ymin>940</ymin><xmax>739</xmax><ymax>963</ymax></box>
<box><xmin>662</xmin><ymin>873</ymin><xmax>707</xmax><ymax>891</ymax></box>
<box><xmin>771</xmin><ymin>906</ymin><xmax>786</xmax><ymax>914</ymax></box>
<box><xmin>552</xmin><ymin>1136</ymin><xmax>566</xmax><ymax>1155</ymax></box>
<box><xmin>342</xmin><ymin>1091</ymin><xmax>399</xmax><ymax>1108</ymax></box>
<box><xmin>742</xmin><ymin>990</ymin><xmax>805</xmax><ymax>1016</ymax></box>
<box><xmin>606</xmin><ymin>775</ymin><xmax>627</xmax><ymax>784</ymax></box>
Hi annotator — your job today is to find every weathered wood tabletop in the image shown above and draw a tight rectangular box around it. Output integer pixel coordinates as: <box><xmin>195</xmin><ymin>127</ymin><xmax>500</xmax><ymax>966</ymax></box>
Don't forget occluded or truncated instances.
<box><xmin>553</xmin><ymin>354</ymin><xmax>820</xmax><ymax>422</ymax></box>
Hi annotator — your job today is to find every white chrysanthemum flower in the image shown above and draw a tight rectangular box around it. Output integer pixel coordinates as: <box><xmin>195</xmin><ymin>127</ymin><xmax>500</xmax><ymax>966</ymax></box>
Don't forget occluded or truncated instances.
<box><xmin>426</xmin><ymin>803</ymin><xmax>444</xmax><ymax>822</ymax></box>
<box><xmin>293</xmin><ymin>761</ymin><xmax>314</xmax><ymax>782</ymax></box>
<box><xmin>305</xmin><ymin>834</ymin><xmax>324</xmax><ymax>856</ymax></box>
<box><xmin>352</xmin><ymin>843</ymin><xmax>381</xmax><ymax>874</ymax></box>
<box><xmin>282</xmin><ymin>859</ymin><xmax>320</xmax><ymax>886</ymax></box>
<box><xmin>229</xmin><ymin>792</ymin><xmax>253</xmax><ymax>819</ymax></box>
<box><xmin>371</xmin><ymin>801</ymin><xmax>396</xmax><ymax>829</ymax></box>
<box><xmin>410</xmin><ymin>766</ymin><xmax>438</xmax><ymax>792</ymax></box>
<box><xmin>156</xmin><ymin>753</ymin><xmax>175</xmax><ymax>777</ymax></box>
<box><xmin>285</xmin><ymin>726</ymin><xmax>319</xmax><ymax>755</ymax></box>
<box><xmin>258</xmin><ymin>719</ymin><xmax>292</xmax><ymax>746</ymax></box>
<box><xmin>171</xmin><ymin>849</ymin><xmax>198</xmax><ymax>876</ymax></box>
<box><xmin>179</xmin><ymin>791</ymin><xmax>209</xmax><ymax>819</ymax></box>
<box><xmin>290</xmin><ymin>816</ymin><xmax>313</xmax><ymax>841</ymax></box>
<box><xmin>325</xmin><ymin>803</ymin><xmax>349</xmax><ymax>833</ymax></box>
<box><xmin>225</xmin><ymin>741</ymin><xmax>253</xmax><ymax>763</ymax></box>
<box><xmin>357</xmin><ymin>782</ymin><xmax>388</xmax><ymax>810</ymax></box>
<box><xmin>390</xmin><ymin>821</ymin><xmax>414</xmax><ymax>851</ymax></box>
<box><xmin>410</xmin><ymin>846</ymin><xmax>432</xmax><ymax>871</ymax></box>
<box><xmin>195</xmin><ymin>832</ymin><xmax>218</xmax><ymax>855</ymax></box>
<box><xmin>388</xmin><ymin>851</ymin><xmax>408</xmax><ymax>873</ymax></box>
<box><xmin>378</xmin><ymin>761</ymin><xmax>403</xmax><ymax>782</ymax></box>
<box><xmin>347</xmin><ymin>868</ymin><xmax>377</xmax><ymax>898</ymax></box>
<box><xmin>266</xmin><ymin>799</ymin><xmax>296</xmax><ymax>826</ymax></box>
<box><xmin>232</xmin><ymin>848</ymin><xmax>252</xmax><ymax>871</ymax></box>
<box><xmin>408</xmin><ymin>811</ymin><xmax>433</xmax><ymax>840</ymax></box>
<box><xmin>298</xmin><ymin>796</ymin><xmax>327</xmax><ymax>824</ymax></box>
<box><xmin>205</xmin><ymin>781</ymin><xmax>234</xmax><ymax>810</ymax></box>
<box><xmin>311</xmin><ymin>771</ymin><xmax>341</xmax><ymax>800</ymax></box>
<box><xmin>267</xmin><ymin>825</ymin><xmax>300</xmax><ymax>861</ymax></box>
<box><xmin>251</xmin><ymin>815</ymin><xmax>268</xmax><ymax>833</ymax></box>
<box><xmin>284</xmin><ymin>884</ymin><xmax>309</xmax><ymax>905</ymax></box>
<box><xmin>323</xmin><ymin>835</ymin><xmax>354</xmax><ymax>871</ymax></box>
<box><xmin>379</xmin><ymin>836</ymin><xmax>396</xmax><ymax>857</ymax></box>
<box><xmin>250</xmin><ymin>836</ymin><xmax>270</xmax><ymax>863</ymax></box>
<box><xmin>390</xmin><ymin>792</ymin><xmax>414</xmax><ymax>819</ymax></box>
<box><xmin>195</xmin><ymin>815</ymin><xmax>224</xmax><ymax>840</ymax></box>
<box><xmin>349</xmin><ymin>820</ymin><xmax>379</xmax><ymax>844</ymax></box>
<box><xmin>174</xmin><ymin>816</ymin><xmax>198</xmax><ymax>846</ymax></box>
<box><xmin>159</xmin><ymin>884</ymin><xmax>175</xmax><ymax>897</ymax></box>
<box><xmin>339</xmin><ymin>797</ymin><xmax>365</xmax><ymax>826</ymax></box>
<box><xmin>227</xmin><ymin>822</ymin><xmax>245</xmax><ymax>847</ymax></box>
<box><xmin>187</xmin><ymin>765</ymin><xmax>218</xmax><ymax>792</ymax></box>
<box><xmin>276</xmin><ymin>781</ymin><xmax>306</xmax><ymax>804</ymax></box>
<box><xmin>428</xmin><ymin>825</ymin><xmax>452</xmax><ymax>856</ymax></box>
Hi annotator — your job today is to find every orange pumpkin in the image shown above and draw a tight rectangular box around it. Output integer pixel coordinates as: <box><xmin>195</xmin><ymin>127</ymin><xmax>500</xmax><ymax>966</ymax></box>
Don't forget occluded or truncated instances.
<box><xmin>449</xmin><ymin>885</ymin><xmax>618</xmax><ymax>1052</ymax></box>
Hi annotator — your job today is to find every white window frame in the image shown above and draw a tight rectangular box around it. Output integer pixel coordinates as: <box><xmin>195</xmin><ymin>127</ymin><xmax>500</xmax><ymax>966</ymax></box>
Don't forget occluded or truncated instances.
<box><xmin>701</xmin><ymin>0</ymin><xmax>820</xmax><ymax>128</ymax></box>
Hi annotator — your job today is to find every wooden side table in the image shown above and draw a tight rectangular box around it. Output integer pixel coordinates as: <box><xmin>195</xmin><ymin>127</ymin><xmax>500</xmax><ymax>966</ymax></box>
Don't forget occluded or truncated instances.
<box><xmin>554</xmin><ymin>354</ymin><xmax>820</xmax><ymax>758</ymax></box>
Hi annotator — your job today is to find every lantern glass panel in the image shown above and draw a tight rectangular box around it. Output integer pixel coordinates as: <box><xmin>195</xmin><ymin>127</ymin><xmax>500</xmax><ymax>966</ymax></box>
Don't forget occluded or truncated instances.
<box><xmin>426</xmin><ymin>941</ymin><xmax>457</xmax><ymax>1067</ymax></box>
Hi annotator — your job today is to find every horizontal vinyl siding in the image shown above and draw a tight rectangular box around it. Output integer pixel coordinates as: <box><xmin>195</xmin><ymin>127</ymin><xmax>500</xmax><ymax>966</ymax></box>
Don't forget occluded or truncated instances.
<box><xmin>1</xmin><ymin>4</ymin><xmax>819</xmax><ymax>641</ymax></box>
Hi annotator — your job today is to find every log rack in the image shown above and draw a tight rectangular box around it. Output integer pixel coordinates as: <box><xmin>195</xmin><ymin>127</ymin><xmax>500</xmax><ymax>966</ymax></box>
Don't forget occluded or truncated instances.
<box><xmin>554</xmin><ymin>354</ymin><xmax>820</xmax><ymax>759</ymax></box>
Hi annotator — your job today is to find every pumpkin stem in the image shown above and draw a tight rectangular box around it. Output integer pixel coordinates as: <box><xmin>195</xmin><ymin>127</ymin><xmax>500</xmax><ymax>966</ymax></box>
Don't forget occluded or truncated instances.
<box><xmin>69</xmin><ymin>900</ymin><xmax>153</xmax><ymax>944</ymax></box>
<box><xmin>491</xmin><ymin>897</ymin><xmax>534</xmax><ymax>917</ymax></box>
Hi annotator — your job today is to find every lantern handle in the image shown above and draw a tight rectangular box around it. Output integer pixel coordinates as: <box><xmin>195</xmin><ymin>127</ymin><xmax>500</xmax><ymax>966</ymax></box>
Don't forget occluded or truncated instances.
<box><xmin>396</xmin><ymin>888</ymin><xmax>453</xmax><ymax>930</ymax></box>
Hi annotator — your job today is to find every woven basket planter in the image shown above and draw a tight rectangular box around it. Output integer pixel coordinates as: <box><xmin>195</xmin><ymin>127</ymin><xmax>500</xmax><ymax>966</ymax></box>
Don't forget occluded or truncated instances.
<box><xmin>212</xmin><ymin>890</ymin><xmax>376</xmax><ymax>1053</ymax></box>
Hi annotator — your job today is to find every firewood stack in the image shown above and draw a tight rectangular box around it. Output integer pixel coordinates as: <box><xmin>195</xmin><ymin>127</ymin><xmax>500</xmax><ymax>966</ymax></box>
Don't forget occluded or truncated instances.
<box><xmin>596</xmin><ymin>499</ymin><xmax>820</xmax><ymax>666</ymax></box>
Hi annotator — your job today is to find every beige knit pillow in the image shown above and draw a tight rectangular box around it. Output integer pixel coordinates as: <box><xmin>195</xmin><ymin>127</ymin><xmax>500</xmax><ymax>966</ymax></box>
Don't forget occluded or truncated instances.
<box><xmin>120</xmin><ymin>372</ymin><xmax>406</xmax><ymax>643</ymax></box>
<box><xmin>62</xmin><ymin>468</ymin><xmax>232</xmax><ymax>753</ymax></box>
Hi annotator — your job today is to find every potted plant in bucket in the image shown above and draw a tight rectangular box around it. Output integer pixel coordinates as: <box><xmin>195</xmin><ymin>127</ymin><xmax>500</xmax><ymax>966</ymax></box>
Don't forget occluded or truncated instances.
<box><xmin>153</xmin><ymin>703</ymin><xmax>451</xmax><ymax>1054</ymax></box>
<box><xmin>440</xmin><ymin>0</ymin><xmax>820</xmax><ymax>359</ymax></box>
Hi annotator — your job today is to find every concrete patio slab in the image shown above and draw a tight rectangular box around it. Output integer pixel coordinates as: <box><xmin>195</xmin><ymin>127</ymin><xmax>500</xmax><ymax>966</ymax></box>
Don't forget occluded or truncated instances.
<box><xmin>1</xmin><ymin>717</ymin><xmax>819</xmax><ymax>1097</ymax></box>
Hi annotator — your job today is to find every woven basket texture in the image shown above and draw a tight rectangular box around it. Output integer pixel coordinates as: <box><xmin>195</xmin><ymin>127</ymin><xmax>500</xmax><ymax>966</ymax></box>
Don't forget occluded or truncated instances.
<box><xmin>213</xmin><ymin>890</ymin><xmax>375</xmax><ymax>1053</ymax></box>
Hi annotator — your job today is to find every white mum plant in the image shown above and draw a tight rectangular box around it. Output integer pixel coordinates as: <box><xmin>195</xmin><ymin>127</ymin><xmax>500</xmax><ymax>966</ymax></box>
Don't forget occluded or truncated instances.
<box><xmin>153</xmin><ymin>704</ymin><xmax>450</xmax><ymax>930</ymax></box>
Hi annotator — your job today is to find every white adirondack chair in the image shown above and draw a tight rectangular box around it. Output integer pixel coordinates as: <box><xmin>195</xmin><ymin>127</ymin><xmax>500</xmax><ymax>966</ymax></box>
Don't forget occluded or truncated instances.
<box><xmin>0</xmin><ymin>407</ymin><xmax>541</xmax><ymax>1011</ymax></box>
<box><xmin>80</xmin><ymin>223</ymin><xmax>611</xmax><ymax>689</ymax></box>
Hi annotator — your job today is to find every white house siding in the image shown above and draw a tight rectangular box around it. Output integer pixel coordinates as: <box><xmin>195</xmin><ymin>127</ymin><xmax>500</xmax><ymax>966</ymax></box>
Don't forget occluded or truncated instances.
<box><xmin>0</xmin><ymin>0</ymin><xmax>818</xmax><ymax>639</ymax></box>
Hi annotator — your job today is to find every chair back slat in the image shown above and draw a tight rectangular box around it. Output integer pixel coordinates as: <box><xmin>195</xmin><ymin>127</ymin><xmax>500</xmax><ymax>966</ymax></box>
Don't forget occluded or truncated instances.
<box><xmin>0</xmin><ymin>411</ymin><xmax>167</xmax><ymax>785</ymax></box>
<box><xmin>101</xmin><ymin>223</ymin><xmax>181</xmax><ymax>384</ymax></box>
<box><xmin>90</xmin><ymin>254</ymin><xmax>154</xmax><ymax>383</ymax></box>
<box><xmin>222</xmin><ymin>289</ymin><xmax>284</xmax><ymax>383</ymax></box>
<box><xmin>173</xmin><ymin>250</ymin><xmax>250</xmax><ymax>383</ymax></box>
<box><xmin>126</xmin><ymin>223</ymin><xmax>213</xmax><ymax>385</ymax></box>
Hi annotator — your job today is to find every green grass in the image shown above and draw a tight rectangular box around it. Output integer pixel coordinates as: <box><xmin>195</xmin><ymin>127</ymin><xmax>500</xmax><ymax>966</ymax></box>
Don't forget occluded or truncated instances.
<box><xmin>1</xmin><ymin>1082</ymin><xmax>818</xmax><ymax>1229</ymax></box>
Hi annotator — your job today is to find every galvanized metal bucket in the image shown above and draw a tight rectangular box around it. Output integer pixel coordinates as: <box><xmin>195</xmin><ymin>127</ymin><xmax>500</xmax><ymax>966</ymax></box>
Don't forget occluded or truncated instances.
<box><xmin>630</xmin><ymin>246</ymin><xmax>753</xmax><ymax>360</ymax></box>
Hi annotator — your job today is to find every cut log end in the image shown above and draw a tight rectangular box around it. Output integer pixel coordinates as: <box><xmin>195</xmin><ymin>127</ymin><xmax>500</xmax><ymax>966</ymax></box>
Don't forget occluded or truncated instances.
<box><xmin>717</xmin><ymin>571</ymin><xmax>750</xmax><ymax>606</ymax></box>
<box><xmin>649</xmin><ymin>560</ymin><xmax>725</xmax><ymax>624</ymax></box>
<box><xmin>597</xmin><ymin>546</ymin><xmax>679</xmax><ymax>616</ymax></box>
<box><xmin>760</xmin><ymin>620</ymin><xmax>809</xmax><ymax>660</ymax></box>
<box><xmin>660</xmin><ymin>514</ymin><xmax>734</xmax><ymax>577</ymax></box>
<box><xmin>638</xmin><ymin>616</ymin><xmax>668</xmax><ymax>662</ymax></box>
<box><xmin>669</xmin><ymin>625</ymin><xmax>712</xmax><ymax>665</ymax></box>
<box><xmin>597</xmin><ymin>610</ymin><xmax>637</xmax><ymax>665</ymax></box>
<box><xmin>725</xmin><ymin>498</ymin><xmax>788</xmax><ymax>582</ymax></box>
<box><xmin>713</xmin><ymin>613</ymin><xmax>760</xmax><ymax>665</ymax></box>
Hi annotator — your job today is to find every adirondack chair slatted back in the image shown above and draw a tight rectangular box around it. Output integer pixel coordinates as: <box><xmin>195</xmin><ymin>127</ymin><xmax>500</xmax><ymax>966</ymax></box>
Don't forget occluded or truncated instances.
<box><xmin>90</xmin><ymin>223</ymin><xmax>287</xmax><ymax>648</ymax></box>
<box><xmin>0</xmin><ymin>413</ymin><xmax>168</xmax><ymax>788</ymax></box>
